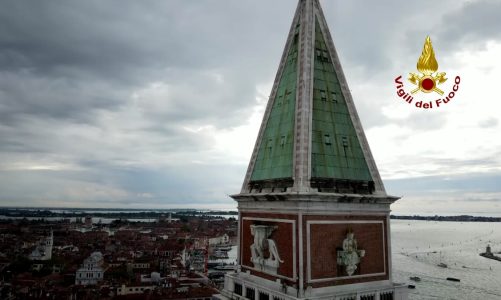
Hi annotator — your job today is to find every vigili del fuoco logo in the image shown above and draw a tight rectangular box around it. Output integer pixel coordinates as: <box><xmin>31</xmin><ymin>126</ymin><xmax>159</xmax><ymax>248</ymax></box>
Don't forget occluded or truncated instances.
<box><xmin>394</xmin><ymin>36</ymin><xmax>461</xmax><ymax>109</ymax></box>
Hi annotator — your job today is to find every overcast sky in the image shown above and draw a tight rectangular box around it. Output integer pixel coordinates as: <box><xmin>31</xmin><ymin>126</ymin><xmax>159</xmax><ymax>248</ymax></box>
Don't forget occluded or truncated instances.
<box><xmin>0</xmin><ymin>0</ymin><xmax>500</xmax><ymax>215</ymax></box>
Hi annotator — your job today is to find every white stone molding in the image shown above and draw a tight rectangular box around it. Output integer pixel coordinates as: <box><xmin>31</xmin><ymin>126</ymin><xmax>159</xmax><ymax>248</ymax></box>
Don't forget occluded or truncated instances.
<box><xmin>306</xmin><ymin>220</ymin><xmax>386</xmax><ymax>283</ymax></box>
<box><xmin>236</xmin><ymin>196</ymin><xmax>394</xmax><ymax>215</ymax></box>
<box><xmin>298</xmin><ymin>212</ymin><xmax>304</xmax><ymax>297</ymax></box>
<box><xmin>292</xmin><ymin>0</ymin><xmax>315</xmax><ymax>192</ymax></box>
<box><xmin>237</xmin><ymin>211</ymin><xmax>242</xmax><ymax>265</ymax></box>
<box><xmin>386</xmin><ymin>214</ymin><xmax>394</xmax><ymax>283</ymax></box>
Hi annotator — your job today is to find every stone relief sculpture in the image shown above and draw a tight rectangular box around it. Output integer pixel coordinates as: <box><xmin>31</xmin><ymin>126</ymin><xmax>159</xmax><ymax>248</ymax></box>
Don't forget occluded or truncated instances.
<box><xmin>337</xmin><ymin>229</ymin><xmax>365</xmax><ymax>276</ymax></box>
<box><xmin>250</xmin><ymin>224</ymin><xmax>283</xmax><ymax>274</ymax></box>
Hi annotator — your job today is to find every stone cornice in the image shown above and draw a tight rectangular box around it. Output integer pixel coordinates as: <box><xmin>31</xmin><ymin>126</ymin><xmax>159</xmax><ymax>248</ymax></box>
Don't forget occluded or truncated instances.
<box><xmin>231</xmin><ymin>192</ymin><xmax>399</xmax><ymax>205</ymax></box>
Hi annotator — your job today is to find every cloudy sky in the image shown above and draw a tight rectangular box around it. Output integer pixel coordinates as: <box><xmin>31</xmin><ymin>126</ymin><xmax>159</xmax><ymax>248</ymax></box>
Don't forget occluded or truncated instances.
<box><xmin>0</xmin><ymin>0</ymin><xmax>500</xmax><ymax>215</ymax></box>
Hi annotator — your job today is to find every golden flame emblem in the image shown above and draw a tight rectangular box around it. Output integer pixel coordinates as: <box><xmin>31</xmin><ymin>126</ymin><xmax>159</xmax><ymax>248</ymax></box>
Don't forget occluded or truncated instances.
<box><xmin>417</xmin><ymin>36</ymin><xmax>438</xmax><ymax>75</ymax></box>
<box><xmin>408</xmin><ymin>36</ymin><xmax>447</xmax><ymax>95</ymax></box>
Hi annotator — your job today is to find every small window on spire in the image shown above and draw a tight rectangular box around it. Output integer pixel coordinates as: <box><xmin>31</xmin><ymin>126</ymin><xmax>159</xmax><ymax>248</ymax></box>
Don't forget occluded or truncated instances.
<box><xmin>341</xmin><ymin>136</ymin><xmax>349</xmax><ymax>157</ymax></box>
<box><xmin>331</xmin><ymin>91</ymin><xmax>338</xmax><ymax>103</ymax></box>
<box><xmin>322</xmin><ymin>50</ymin><xmax>329</xmax><ymax>62</ymax></box>
<box><xmin>324</xmin><ymin>134</ymin><xmax>332</xmax><ymax>145</ymax></box>
<box><xmin>320</xmin><ymin>90</ymin><xmax>327</xmax><ymax>101</ymax></box>
<box><xmin>285</xmin><ymin>91</ymin><xmax>292</xmax><ymax>104</ymax></box>
<box><xmin>280</xmin><ymin>135</ymin><xmax>286</xmax><ymax>147</ymax></box>
<box><xmin>342</xmin><ymin>136</ymin><xmax>348</xmax><ymax>147</ymax></box>
<box><xmin>316</xmin><ymin>49</ymin><xmax>322</xmax><ymax>60</ymax></box>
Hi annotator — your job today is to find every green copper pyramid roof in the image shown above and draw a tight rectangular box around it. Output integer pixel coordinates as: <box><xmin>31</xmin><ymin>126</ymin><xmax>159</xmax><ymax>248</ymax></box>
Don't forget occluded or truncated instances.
<box><xmin>250</xmin><ymin>25</ymin><xmax>299</xmax><ymax>182</ymax></box>
<box><xmin>311</xmin><ymin>19</ymin><xmax>372</xmax><ymax>182</ymax></box>
<box><xmin>242</xmin><ymin>0</ymin><xmax>385</xmax><ymax>195</ymax></box>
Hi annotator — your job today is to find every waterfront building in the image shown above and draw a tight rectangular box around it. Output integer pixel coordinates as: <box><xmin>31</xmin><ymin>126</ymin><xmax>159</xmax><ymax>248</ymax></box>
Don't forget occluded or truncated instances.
<box><xmin>210</xmin><ymin>233</ymin><xmax>231</xmax><ymax>246</ymax></box>
<box><xmin>29</xmin><ymin>230</ymin><xmax>53</xmax><ymax>261</ymax></box>
<box><xmin>84</xmin><ymin>215</ymin><xmax>93</xmax><ymax>228</ymax></box>
<box><xmin>218</xmin><ymin>0</ymin><xmax>407</xmax><ymax>299</ymax></box>
<box><xmin>75</xmin><ymin>251</ymin><xmax>105</xmax><ymax>286</ymax></box>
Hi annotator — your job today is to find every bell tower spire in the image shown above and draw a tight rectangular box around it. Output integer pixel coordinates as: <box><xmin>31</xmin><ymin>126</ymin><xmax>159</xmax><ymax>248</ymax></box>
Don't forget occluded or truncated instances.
<box><xmin>218</xmin><ymin>1</ymin><xmax>408</xmax><ymax>299</ymax></box>
<box><xmin>241</xmin><ymin>0</ymin><xmax>386</xmax><ymax>195</ymax></box>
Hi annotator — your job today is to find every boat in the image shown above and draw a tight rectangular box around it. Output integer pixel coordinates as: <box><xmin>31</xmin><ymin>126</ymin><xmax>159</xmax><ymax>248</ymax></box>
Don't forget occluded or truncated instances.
<box><xmin>437</xmin><ymin>251</ymin><xmax>447</xmax><ymax>268</ymax></box>
<box><xmin>214</xmin><ymin>264</ymin><xmax>236</xmax><ymax>271</ymax></box>
<box><xmin>215</xmin><ymin>245</ymin><xmax>232</xmax><ymax>251</ymax></box>
<box><xmin>409</xmin><ymin>276</ymin><xmax>421</xmax><ymax>282</ymax></box>
<box><xmin>212</xmin><ymin>249</ymin><xmax>229</xmax><ymax>259</ymax></box>
<box><xmin>208</xmin><ymin>261</ymin><xmax>221</xmax><ymax>268</ymax></box>
<box><xmin>208</xmin><ymin>271</ymin><xmax>226</xmax><ymax>279</ymax></box>
<box><xmin>212</xmin><ymin>277</ymin><xmax>224</xmax><ymax>283</ymax></box>
<box><xmin>446</xmin><ymin>277</ymin><xmax>460</xmax><ymax>282</ymax></box>
<box><xmin>210</xmin><ymin>254</ymin><xmax>229</xmax><ymax>259</ymax></box>
<box><xmin>408</xmin><ymin>285</ymin><xmax>416</xmax><ymax>289</ymax></box>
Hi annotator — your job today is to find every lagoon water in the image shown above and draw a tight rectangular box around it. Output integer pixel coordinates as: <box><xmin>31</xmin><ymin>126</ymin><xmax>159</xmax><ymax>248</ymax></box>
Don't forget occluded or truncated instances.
<box><xmin>392</xmin><ymin>220</ymin><xmax>501</xmax><ymax>299</ymax></box>
<box><xmin>212</xmin><ymin>220</ymin><xmax>501</xmax><ymax>299</ymax></box>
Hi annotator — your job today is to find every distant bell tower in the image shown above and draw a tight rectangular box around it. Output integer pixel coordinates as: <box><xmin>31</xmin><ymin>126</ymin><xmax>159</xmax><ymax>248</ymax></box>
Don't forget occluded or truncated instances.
<box><xmin>218</xmin><ymin>0</ymin><xmax>408</xmax><ymax>299</ymax></box>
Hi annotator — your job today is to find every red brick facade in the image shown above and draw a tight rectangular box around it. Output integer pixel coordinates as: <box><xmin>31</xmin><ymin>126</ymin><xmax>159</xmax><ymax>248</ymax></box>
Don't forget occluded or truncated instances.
<box><xmin>240</xmin><ymin>213</ymin><xmax>298</xmax><ymax>284</ymax></box>
<box><xmin>240</xmin><ymin>212</ymin><xmax>389</xmax><ymax>288</ymax></box>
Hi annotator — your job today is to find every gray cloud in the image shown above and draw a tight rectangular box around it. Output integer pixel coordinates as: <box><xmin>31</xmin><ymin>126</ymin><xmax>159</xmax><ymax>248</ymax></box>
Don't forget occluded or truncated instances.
<box><xmin>386</xmin><ymin>171</ymin><xmax>501</xmax><ymax>215</ymax></box>
<box><xmin>0</xmin><ymin>0</ymin><xmax>499</xmax><ymax>211</ymax></box>
<box><xmin>479</xmin><ymin>117</ymin><xmax>498</xmax><ymax>128</ymax></box>
<box><xmin>386</xmin><ymin>171</ymin><xmax>501</xmax><ymax>194</ymax></box>
<box><xmin>0</xmin><ymin>0</ymin><xmax>299</xmax><ymax>127</ymax></box>
<box><xmin>398</xmin><ymin>112</ymin><xmax>447</xmax><ymax>132</ymax></box>
<box><xmin>0</xmin><ymin>0</ymin><xmax>297</xmax><ymax>208</ymax></box>
<box><xmin>0</xmin><ymin>72</ymin><xmax>125</xmax><ymax>124</ymax></box>
<box><xmin>437</xmin><ymin>0</ymin><xmax>501</xmax><ymax>52</ymax></box>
